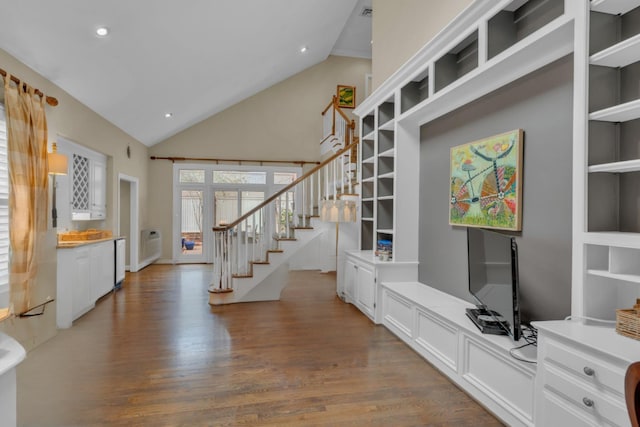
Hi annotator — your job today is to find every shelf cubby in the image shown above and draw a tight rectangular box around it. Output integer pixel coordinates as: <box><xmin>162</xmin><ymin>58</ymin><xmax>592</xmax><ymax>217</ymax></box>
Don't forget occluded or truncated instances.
<box><xmin>361</xmin><ymin>162</ymin><xmax>375</xmax><ymax>181</ymax></box>
<box><xmin>377</xmin><ymin>199</ymin><xmax>394</xmax><ymax>230</ymax></box>
<box><xmin>362</xmin><ymin>139</ymin><xmax>375</xmax><ymax>161</ymax></box>
<box><xmin>378</xmin><ymin>130</ymin><xmax>395</xmax><ymax>153</ymax></box>
<box><xmin>361</xmin><ymin>221</ymin><xmax>374</xmax><ymax>252</ymax></box>
<box><xmin>377</xmin><ymin>156</ymin><xmax>394</xmax><ymax>177</ymax></box>
<box><xmin>361</xmin><ymin>181</ymin><xmax>374</xmax><ymax>200</ymax></box>
<box><xmin>378</xmin><ymin>101</ymin><xmax>395</xmax><ymax>127</ymax></box>
<box><xmin>401</xmin><ymin>70</ymin><xmax>429</xmax><ymax>114</ymax></box>
<box><xmin>362</xmin><ymin>113</ymin><xmax>375</xmax><ymax>137</ymax></box>
<box><xmin>377</xmin><ymin>177</ymin><xmax>394</xmax><ymax>198</ymax></box>
<box><xmin>361</xmin><ymin>200</ymin><xmax>374</xmax><ymax>219</ymax></box>
<box><xmin>488</xmin><ymin>0</ymin><xmax>565</xmax><ymax>60</ymax></box>
<box><xmin>588</xmin><ymin>171</ymin><xmax>640</xmax><ymax>232</ymax></box>
<box><xmin>434</xmin><ymin>31</ymin><xmax>478</xmax><ymax>93</ymax></box>
<box><xmin>588</xmin><ymin>118</ymin><xmax>640</xmax><ymax>167</ymax></box>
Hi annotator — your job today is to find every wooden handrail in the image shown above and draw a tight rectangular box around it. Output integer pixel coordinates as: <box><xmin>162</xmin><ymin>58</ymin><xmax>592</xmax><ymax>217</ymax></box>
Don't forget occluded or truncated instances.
<box><xmin>213</xmin><ymin>140</ymin><xmax>358</xmax><ymax>232</ymax></box>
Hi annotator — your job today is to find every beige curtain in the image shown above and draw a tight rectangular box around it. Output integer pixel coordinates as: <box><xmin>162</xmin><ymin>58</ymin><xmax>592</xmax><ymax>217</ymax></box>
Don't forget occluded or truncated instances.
<box><xmin>3</xmin><ymin>74</ymin><xmax>49</xmax><ymax>314</ymax></box>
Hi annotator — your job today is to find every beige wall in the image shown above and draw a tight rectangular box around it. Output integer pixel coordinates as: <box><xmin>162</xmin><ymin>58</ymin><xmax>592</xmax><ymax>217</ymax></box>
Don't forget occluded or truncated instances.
<box><xmin>0</xmin><ymin>47</ymin><xmax>150</xmax><ymax>351</ymax></box>
<box><xmin>372</xmin><ymin>0</ymin><xmax>473</xmax><ymax>90</ymax></box>
<box><xmin>149</xmin><ymin>55</ymin><xmax>371</xmax><ymax>259</ymax></box>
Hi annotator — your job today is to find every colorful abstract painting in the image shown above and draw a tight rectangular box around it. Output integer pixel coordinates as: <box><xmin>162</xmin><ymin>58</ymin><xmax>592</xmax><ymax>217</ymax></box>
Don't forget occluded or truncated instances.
<box><xmin>449</xmin><ymin>129</ymin><xmax>523</xmax><ymax>231</ymax></box>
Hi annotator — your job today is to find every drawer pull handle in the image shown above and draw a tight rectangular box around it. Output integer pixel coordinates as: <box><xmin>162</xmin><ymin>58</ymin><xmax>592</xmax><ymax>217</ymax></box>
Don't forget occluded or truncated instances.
<box><xmin>583</xmin><ymin>366</ymin><xmax>595</xmax><ymax>376</ymax></box>
<box><xmin>582</xmin><ymin>397</ymin><xmax>594</xmax><ymax>408</ymax></box>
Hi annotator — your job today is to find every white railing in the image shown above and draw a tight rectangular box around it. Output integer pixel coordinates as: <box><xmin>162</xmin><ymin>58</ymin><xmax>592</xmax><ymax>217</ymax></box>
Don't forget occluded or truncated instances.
<box><xmin>209</xmin><ymin>142</ymin><xmax>358</xmax><ymax>294</ymax></box>
<box><xmin>321</xmin><ymin>95</ymin><xmax>356</xmax><ymax>155</ymax></box>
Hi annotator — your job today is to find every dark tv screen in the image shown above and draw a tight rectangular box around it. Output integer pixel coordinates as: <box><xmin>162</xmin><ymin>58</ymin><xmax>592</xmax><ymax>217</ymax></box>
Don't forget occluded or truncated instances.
<box><xmin>467</xmin><ymin>227</ymin><xmax>521</xmax><ymax>340</ymax></box>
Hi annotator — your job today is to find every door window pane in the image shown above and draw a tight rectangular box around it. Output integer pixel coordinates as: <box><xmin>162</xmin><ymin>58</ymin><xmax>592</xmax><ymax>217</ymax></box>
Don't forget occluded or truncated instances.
<box><xmin>213</xmin><ymin>171</ymin><xmax>266</xmax><ymax>184</ymax></box>
<box><xmin>181</xmin><ymin>190</ymin><xmax>203</xmax><ymax>255</ymax></box>
<box><xmin>214</xmin><ymin>191</ymin><xmax>238</xmax><ymax>226</ymax></box>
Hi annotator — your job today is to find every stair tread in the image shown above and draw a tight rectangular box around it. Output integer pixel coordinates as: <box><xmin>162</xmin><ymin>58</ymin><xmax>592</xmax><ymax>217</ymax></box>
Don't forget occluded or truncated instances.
<box><xmin>267</xmin><ymin>249</ymin><xmax>284</xmax><ymax>253</ymax></box>
<box><xmin>292</xmin><ymin>226</ymin><xmax>314</xmax><ymax>230</ymax></box>
<box><xmin>275</xmin><ymin>237</ymin><xmax>297</xmax><ymax>241</ymax></box>
<box><xmin>232</xmin><ymin>274</ymin><xmax>253</xmax><ymax>279</ymax></box>
<box><xmin>251</xmin><ymin>261</ymin><xmax>270</xmax><ymax>265</ymax></box>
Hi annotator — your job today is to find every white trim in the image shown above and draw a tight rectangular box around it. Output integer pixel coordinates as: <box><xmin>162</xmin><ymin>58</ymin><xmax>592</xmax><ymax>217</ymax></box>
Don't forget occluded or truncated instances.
<box><xmin>117</xmin><ymin>173</ymin><xmax>140</xmax><ymax>272</ymax></box>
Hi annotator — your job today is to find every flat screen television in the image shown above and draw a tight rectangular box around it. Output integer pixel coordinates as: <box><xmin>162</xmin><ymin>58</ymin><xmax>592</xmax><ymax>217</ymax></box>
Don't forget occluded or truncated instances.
<box><xmin>466</xmin><ymin>227</ymin><xmax>521</xmax><ymax>341</ymax></box>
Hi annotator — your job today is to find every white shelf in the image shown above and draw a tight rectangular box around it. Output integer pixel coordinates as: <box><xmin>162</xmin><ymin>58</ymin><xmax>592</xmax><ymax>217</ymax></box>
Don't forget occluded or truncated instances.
<box><xmin>377</xmin><ymin>229</ymin><xmax>394</xmax><ymax>234</ymax></box>
<box><xmin>362</xmin><ymin>157</ymin><xmax>375</xmax><ymax>164</ymax></box>
<box><xmin>397</xmin><ymin>14</ymin><xmax>573</xmax><ymax>127</ymax></box>
<box><xmin>589</xmin><ymin>98</ymin><xmax>640</xmax><ymax>122</ymax></box>
<box><xmin>583</xmin><ymin>231</ymin><xmax>640</xmax><ymax>249</ymax></box>
<box><xmin>587</xmin><ymin>268</ymin><xmax>640</xmax><ymax>283</ymax></box>
<box><xmin>590</xmin><ymin>33</ymin><xmax>640</xmax><ymax>68</ymax></box>
<box><xmin>362</xmin><ymin>197</ymin><xmax>374</xmax><ymax>202</ymax></box>
<box><xmin>591</xmin><ymin>0</ymin><xmax>640</xmax><ymax>15</ymax></box>
<box><xmin>363</xmin><ymin>131</ymin><xmax>375</xmax><ymax>141</ymax></box>
<box><xmin>378</xmin><ymin>148</ymin><xmax>395</xmax><ymax>158</ymax></box>
<box><xmin>588</xmin><ymin>158</ymin><xmax>640</xmax><ymax>173</ymax></box>
<box><xmin>362</xmin><ymin>217</ymin><xmax>374</xmax><ymax>222</ymax></box>
<box><xmin>378</xmin><ymin>172</ymin><xmax>395</xmax><ymax>179</ymax></box>
<box><xmin>362</xmin><ymin>177</ymin><xmax>375</xmax><ymax>183</ymax></box>
<box><xmin>378</xmin><ymin>119</ymin><xmax>395</xmax><ymax>131</ymax></box>
<box><xmin>377</xmin><ymin>195</ymin><xmax>394</xmax><ymax>201</ymax></box>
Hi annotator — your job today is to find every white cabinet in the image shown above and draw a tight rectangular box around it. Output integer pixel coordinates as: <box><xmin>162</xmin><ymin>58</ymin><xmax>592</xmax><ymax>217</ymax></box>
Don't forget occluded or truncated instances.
<box><xmin>57</xmin><ymin>240</ymin><xmax>114</xmax><ymax>328</ymax></box>
<box><xmin>57</xmin><ymin>136</ymin><xmax>108</xmax><ymax>222</ymax></box>
<box><xmin>340</xmin><ymin>250</ymin><xmax>418</xmax><ymax>323</ymax></box>
<box><xmin>534</xmin><ymin>320</ymin><xmax>640</xmax><ymax>427</ymax></box>
<box><xmin>354</xmin><ymin>262</ymin><xmax>375</xmax><ymax>319</ymax></box>
<box><xmin>381</xmin><ymin>282</ymin><xmax>537</xmax><ymax>427</ymax></box>
<box><xmin>90</xmin><ymin>158</ymin><xmax>106</xmax><ymax>219</ymax></box>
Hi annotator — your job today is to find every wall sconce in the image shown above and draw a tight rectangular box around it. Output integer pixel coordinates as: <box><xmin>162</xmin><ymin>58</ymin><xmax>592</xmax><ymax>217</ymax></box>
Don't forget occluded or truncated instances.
<box><xmin>48</xmin><ymin>142</ymin><xmax>68</xmax><ymax>228</ymax></box>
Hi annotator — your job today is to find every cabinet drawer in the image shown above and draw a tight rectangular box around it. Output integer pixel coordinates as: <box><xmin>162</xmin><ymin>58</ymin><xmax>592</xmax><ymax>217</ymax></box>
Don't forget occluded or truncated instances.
<box><xmin>543</xmin><ymin>365</ymin><xmax>628</xmax><ymax>427</ymax></box>
<box><xmin>545</xmin><ymin>339</ymin><xmax>625</xmax><ymax>397</ymax></box>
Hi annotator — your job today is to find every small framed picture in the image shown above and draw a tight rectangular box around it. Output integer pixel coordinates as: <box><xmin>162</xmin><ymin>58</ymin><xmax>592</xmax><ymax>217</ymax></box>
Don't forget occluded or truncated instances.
<box><xmin>337</xmin><ymin>85</ymin><xmax>356</xmax><ymax>109</ymax></box>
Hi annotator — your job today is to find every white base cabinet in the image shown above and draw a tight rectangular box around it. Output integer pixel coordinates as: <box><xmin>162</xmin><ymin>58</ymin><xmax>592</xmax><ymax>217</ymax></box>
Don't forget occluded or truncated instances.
<box><xmin>57</xmin><ymin>240</ymin><xmax>114</xmax><ymax>328</ymax></box>
<box><xmin>534</xmin><ymin>321</ymin><xmax>640</xmax><ymax>427</ymax></box>
<box><xmin>381</xmin><ymin>282</ymin><xmax>537</xmax><ymax>427</ymax></box>
<box><xmin>340</xmin><ymin>250</ymin><xmax>418</xmax><ymax>323</ymax></box>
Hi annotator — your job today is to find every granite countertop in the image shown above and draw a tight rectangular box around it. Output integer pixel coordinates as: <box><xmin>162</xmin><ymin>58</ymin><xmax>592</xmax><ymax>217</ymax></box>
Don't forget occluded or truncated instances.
<box><xmin>56</xmin><ymin>236</ymin><xmax>120</xmax><ymax>249</ymax></box>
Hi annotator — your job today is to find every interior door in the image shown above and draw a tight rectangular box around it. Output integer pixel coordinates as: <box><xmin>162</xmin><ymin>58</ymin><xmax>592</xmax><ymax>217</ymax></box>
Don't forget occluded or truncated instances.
<box><xmin>178</xmin><ymin>189</ymin><xmax>207</xmax><ymax>262</ymax></box>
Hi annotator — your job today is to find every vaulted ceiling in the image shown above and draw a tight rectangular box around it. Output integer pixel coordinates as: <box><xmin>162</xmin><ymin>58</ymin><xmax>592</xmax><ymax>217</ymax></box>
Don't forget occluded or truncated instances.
<box><xmin>0</xmin><ymin>0</ymin><xmax>372</xmax><ymax>146</ymax></box>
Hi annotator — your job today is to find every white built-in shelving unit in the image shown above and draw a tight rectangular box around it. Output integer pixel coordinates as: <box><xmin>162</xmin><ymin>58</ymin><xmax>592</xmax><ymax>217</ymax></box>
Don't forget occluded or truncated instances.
<box><xmin>347</xmin><ymin>0</ymin><xmax>640</xmax><ymax>425</ymax></box>
<box><xmin>573</xmin><ymin>0</ymin><xmax>640</xmax><ymax>321</ymax></box>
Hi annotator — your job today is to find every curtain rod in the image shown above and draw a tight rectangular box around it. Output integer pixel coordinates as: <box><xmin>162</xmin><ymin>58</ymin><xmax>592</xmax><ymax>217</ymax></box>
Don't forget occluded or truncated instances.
<box><xmin>150</xmin><ymin>156</ymin><xmax>320</xmax><ymax>166</ymax></box>
<box><xmin>0</xmin><ymin>68</ymin><xmax>59</xmax><ymax>107</ymax></box>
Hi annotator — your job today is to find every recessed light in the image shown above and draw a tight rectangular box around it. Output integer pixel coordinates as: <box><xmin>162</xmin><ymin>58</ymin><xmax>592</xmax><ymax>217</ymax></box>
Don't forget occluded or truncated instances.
<box><xmin>95</xmin><ymin>26</ymin><xmax>110</xmax><ymax>37</ymax></box>
<box><xmin>300</xmin><ymin>46</ymin><xmax>308</xmax><ymax>53</ymax></box>
<box><xmin>164</xmin><ymin>112</ymin><xmax>173</xmax><ymax>118</ymax></box>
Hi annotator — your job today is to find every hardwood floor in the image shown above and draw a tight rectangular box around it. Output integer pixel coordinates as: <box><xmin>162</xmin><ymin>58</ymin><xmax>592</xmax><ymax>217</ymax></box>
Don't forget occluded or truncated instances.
<box><xmin>17</xmin><ymin>265</ymin><xmax>502</xmax><ymax>426</ymax></box>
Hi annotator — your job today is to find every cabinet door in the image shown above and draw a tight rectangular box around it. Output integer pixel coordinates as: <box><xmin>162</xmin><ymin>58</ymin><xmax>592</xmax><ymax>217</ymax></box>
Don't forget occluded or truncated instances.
<box><xmin>356</xmin><ymin>264</ymin><xmax>375</xmax><ymax>318</ymax></box>
<box><xmin>91</xmin><ymin>242</ymin><xmax>114</xmax><ymax>300</ymax></box>
<box><xmin>90</xmin><ymin>159</ymin><xmax>106</xmax><ymax>219</ymax></box>
<box><xmin>71</xmin><ymin>248</ymin><xmax>91</xmax><ymax>320</ymax></box>
<box><xmin>343</xmin><ymin>259</ymin><xmax>357</xmax><ymax>302</ymax></box>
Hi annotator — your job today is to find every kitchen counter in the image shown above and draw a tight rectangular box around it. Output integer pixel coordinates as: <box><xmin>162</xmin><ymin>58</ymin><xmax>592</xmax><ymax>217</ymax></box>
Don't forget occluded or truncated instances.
<box><xmin>57</xmin><ymin>236</ymin><xmax>118</xmax><ymax>249</ymax></box>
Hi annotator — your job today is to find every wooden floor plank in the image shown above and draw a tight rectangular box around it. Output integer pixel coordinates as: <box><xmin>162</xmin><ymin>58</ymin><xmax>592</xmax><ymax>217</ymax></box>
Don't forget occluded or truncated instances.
<box><xmin>16</xmin><ymin>265</ymin><xmax>502</xmax><ymax>426</ymax></box>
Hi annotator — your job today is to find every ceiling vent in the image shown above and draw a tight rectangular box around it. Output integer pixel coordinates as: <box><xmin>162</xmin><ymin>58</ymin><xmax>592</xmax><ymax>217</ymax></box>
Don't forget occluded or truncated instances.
<box><xmin>360</xmin><ymin>7</ymin><xmax>372</xmax><ymax>17</ymax></box>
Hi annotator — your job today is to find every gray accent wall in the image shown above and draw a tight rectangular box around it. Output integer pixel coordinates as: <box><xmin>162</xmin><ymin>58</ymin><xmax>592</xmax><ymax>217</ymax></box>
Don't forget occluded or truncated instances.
<box><xmin>418</xmin><ymin>55</ymin><xmax>573</xmax><ymax>322</ymax></box>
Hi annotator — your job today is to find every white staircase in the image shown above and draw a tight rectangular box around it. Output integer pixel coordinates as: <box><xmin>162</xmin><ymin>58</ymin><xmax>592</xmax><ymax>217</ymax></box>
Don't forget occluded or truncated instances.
<box><xmin>209</xmin><ymin>143</ymin><xmax>358</xmax><ymax>305</ymax></box>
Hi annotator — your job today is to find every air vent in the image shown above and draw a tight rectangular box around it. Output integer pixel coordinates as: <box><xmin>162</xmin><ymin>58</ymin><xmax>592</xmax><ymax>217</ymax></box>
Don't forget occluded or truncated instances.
<box><xmin>361</xmin><ymin>7</ymin><xmax>372</xmax><ymax>17</ymax></box>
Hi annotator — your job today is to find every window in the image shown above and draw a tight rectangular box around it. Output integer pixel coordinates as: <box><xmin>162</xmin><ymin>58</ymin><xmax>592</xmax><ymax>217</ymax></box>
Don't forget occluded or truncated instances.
<box><xmin>273</xmin><ymin>172</ymin><xmax>297</xmax><ymax>185</ymax></box>
<box><xmin>213</xmin><ymin>170</ymin><xmax>266</xmax><ymax>184</ymax></box>
<box><xmin>0</xmin><ymin>107</ymin><xmax>8</xmax><ymax>308</ymax></box>
<box><xmin>179</xmin><ymin>169</ymin><xmax>205</xmax><ymax>184</ymax></box>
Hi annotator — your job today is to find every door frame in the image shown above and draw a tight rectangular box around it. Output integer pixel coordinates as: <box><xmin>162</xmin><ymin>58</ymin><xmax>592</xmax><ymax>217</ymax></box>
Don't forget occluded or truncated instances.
<box><xmin>117</xmin><ymin>173</ymin><xmax>140</xmax><ymax>272</ymax></box>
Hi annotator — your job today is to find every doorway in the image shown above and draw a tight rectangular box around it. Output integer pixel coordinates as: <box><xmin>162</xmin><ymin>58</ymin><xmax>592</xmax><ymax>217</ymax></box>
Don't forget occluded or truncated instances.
<box><xmin>118</xmin><ymin>174</ymin><xmax>139</xmax><ymax>272</ymax></box>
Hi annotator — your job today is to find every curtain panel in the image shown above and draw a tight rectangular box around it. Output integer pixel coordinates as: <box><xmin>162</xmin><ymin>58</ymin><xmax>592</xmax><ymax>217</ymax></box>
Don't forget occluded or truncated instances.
<box><xmin>3</xmin><ymin>75</ymin><xmax>49</xmax><ymax>314</ymax></box>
